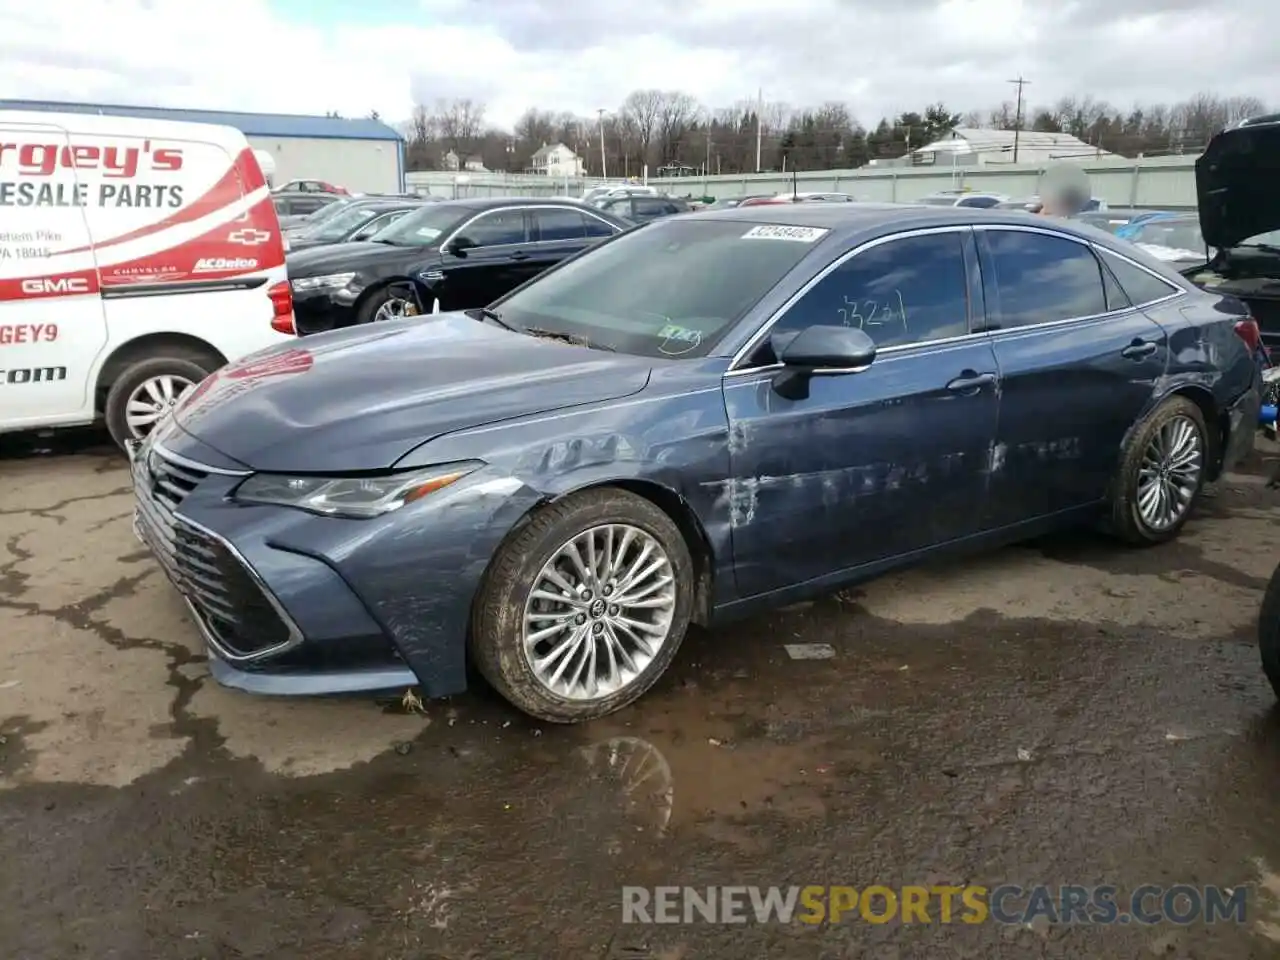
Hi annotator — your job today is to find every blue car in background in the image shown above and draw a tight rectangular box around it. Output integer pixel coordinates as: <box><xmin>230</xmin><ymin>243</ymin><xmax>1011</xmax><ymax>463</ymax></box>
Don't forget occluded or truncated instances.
<box><xmin>1115</xmin><ymin>211</ymin><xmax>1183</xmax><ymax>239</ymax></box>
<box><xmin>129</xmin><ymin>203</ymin><xmax>1260</xmax><ymax>723</ymax></box>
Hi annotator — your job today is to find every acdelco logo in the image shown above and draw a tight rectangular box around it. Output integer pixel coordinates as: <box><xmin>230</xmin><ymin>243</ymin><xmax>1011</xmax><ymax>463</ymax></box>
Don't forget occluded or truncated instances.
<box><xmin>193</xmin><ymin>257</ymin><xmax>258</xmax><ymax>273</ymax></box>
<box><xmin>0</xmin><ymin>140</ymin><xmax>184</xmax><ymax>178</ymax></box>
<box><xmin>20</xmin><ymin>277</ymin><xmax>91</xmax><ymax>296</ymax></box>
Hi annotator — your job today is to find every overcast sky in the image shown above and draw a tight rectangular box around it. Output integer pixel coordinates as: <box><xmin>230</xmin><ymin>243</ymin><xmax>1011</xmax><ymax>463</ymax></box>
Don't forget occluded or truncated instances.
<box><xmin>1</xmin><ymin>0</ymin><xmax>1274</xmax><ymax>129</ymax></box>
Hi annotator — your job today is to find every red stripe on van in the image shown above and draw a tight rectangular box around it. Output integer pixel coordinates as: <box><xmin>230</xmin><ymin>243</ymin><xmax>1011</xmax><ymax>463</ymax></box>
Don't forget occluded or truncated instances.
<box><xmin>58</xmin><ymin>148</ymin><xmax>268</xmax><ymax>257</ymax></box>
<box><xmin>0</xmin><ymin>269</ymin><xmax>100</xmax><ymax>303</ymax></box>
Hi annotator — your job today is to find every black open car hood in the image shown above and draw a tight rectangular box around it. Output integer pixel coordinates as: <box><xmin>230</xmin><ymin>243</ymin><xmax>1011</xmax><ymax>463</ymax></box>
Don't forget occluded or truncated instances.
<box><xmin>1196</xmin><ymin>115</ymin><xmax>1280</xmax><ymax>250</ymax></box>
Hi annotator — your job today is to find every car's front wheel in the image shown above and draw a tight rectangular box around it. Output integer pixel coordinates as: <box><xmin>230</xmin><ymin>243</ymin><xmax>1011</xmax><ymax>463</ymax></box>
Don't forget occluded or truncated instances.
<box><xmin>1107</xmin><ymin>396</ymin><xmax>1208</xmax><ymax>544</ymax></box>
<box><xmin>471</xmin><ymin>488</ymin><xmax>694</xmax><ymax>723</ymax></box>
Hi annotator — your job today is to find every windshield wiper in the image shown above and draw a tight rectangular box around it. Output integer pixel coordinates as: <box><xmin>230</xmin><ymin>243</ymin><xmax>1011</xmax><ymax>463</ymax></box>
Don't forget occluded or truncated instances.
<box><xmin>1238</xmin><ymin>243</ymin><xmax>1280</xmax><ymax>255</ymax></box>
<box><xmin>465</xmin><ymin>307</ymin><xmax>516</xmax><ymax>330</ymax></box>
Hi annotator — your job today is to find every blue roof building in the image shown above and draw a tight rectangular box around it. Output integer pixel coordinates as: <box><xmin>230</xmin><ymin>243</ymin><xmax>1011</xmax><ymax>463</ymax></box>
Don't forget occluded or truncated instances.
<box><xmin>0</xmin><ymin>100</ymin><xmax>406</xmax><ymax>193</ymax></box>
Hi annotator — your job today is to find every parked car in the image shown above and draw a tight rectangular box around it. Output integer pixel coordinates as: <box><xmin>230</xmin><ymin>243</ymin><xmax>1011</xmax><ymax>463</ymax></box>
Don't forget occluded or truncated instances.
<box><xmin>285</xmin><ymin>199</ymin><xmax>428</xmax><ymax>252</ymax></box>
<box><xmin>1180</xmin><ymin>115</ymin><xmax>1280</xmax><ymax>351</ymax></box>
<box><xmin>584</xmin><ymin>185</ymin><xmax>658</xmax><ymax>206</ymax></box>
<box><xmin>273</xmin><ymin>191</ymin><xmax>343</xmax><ymax>229</ymax></box>
<box><xmin>287</xmin><ymin>198</ymin><xmax>631</xmax><ymax>334</ymax></box>
<box><xmin>702</xmin><ymin>195</ymin><xmax>776</xmax><ymax>210</ymax></box>
<box><xmin>132</xmin><ymin>202</ymin><xmax>1260</xmax><ymax>723</ymax></box>
<box><xmin>916</xmin><ymin>191</ymin><xmax>1009</xmax><ymax>208</ymax></box>
<box><xmin>1114</xmin><ymin>211</ymin><xmax>1182</xmax><ymax>238</ymax></box>
<box><xmin>274</xmin><ymin>178</ymin><xmax>349</xmax><ymax>195</ymax></box>
<box><xmin>1119</xmin><ymin>214</ymin><xmax>1210</xmax><ymax>269</ymax></box>
<box><xmin>595</xmin><ymin>194</ymin><xmax>692</xmax><ymax>222</ymax></box>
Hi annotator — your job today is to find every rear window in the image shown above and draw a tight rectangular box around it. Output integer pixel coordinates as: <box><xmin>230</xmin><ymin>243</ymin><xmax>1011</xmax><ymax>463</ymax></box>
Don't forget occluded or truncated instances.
<box><xmin>491</xmin><ymin>219</ymin><xmax>823</xmax><ymax>358</ymax></box>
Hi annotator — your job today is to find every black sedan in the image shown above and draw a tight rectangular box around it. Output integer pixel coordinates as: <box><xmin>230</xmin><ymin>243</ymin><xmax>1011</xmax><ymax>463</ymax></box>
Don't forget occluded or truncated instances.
<box><xmin>285</xmin><ymin>198</ymin><xmax>427</xmax><ymax>252</ymax></box>
<box><xmin>287</xmin><ymin>197</ymin><xmax>631</xmax><ymax>335</ymax></box>
<box><xmin>133</xmin><ymin>203</ymin><xmax>1259</xmax><ymax>723</ymax></box>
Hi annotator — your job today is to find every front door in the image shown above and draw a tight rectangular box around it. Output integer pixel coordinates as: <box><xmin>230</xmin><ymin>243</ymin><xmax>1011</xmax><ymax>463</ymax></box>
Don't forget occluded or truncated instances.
<box><xmin>974</xmin><ymin>226</ymin><xmax>1171</xmax><ymax>528</ymax></box>
<box><xmin>723</xmin><ymin>228</ymin><xmax>1002</xmax><ymax>598</ymax></box>
<box><xmin>436</xmin><ymin>208</ymin><xmax>535</xmax><ymax>311</ymax></box>
<box><xmin>0</xmin><ymin>120</ymin><xmax>106</xmax><ymax>428</ymax></box>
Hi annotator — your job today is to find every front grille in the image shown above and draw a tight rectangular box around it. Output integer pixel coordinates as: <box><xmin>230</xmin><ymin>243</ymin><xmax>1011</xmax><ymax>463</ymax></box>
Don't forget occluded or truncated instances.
<box><xmin>133</xmin><ymin>446</ymin><xmax>294</xmax><ymax>659</ymax></box>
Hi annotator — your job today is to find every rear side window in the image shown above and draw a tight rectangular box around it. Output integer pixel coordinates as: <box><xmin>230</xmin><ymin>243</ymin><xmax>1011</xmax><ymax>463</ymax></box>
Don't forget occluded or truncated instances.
<box><xmin>959</xmin><ymin>196</ymin><xmax>1000</xmax><ymax>208</ymax></box>
<box><xmin>1098</xmin><ymin>249</ymin><xmax>1180</xmax><ymax>307</ymax></box>
<box><xmin>634</xmin><ymin>198</ymin><xmax>670</xmax><ymax>217</ymax></box>
<box><xmin>461</xmin><ymin>210</ymin><xmax>527</xmax><ymax>247</ymax></box>
<box><xmin>983</xmin><ymin>230</ymin><xmax>1107</xmax><ymax>328</ymax></box>
<box><xmin>532</xmin><ymin>208</ymin><xmax>588</xmax><ymax>241</ymax></box>
<box><xmin>583</xmin><ymin>213</ymin><xmax>617</xmax><ymax>237</ymax></box>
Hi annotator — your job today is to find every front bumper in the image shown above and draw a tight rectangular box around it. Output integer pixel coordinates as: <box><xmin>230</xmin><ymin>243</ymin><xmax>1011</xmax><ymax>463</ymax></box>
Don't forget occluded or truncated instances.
<box><xmin>128</xmin><ymin>434</ymin><xmax>540</xmax><ymax>697</ymax></box>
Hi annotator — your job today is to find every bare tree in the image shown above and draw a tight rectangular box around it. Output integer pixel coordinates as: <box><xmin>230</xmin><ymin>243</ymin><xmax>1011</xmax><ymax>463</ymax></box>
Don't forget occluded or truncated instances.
<box><xmin>436</xmin><ymin>98</ymin><xmax>486</xmax><ymax>155</ymax></box>
<box><xmin>656</xmin><ymin>92</ymin><xmax>702</xmax><ymax>165</ymax></box>
<box><xmin>621</xmin><ymin>89</ymin><xmax>664</xmax><ymax>169</ymax></box>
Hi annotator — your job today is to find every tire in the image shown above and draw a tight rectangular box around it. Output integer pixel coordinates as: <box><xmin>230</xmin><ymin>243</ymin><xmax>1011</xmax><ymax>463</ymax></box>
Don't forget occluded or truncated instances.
<box><xmin>103</xmin><ymin>353</ymin><xmax>217</xmax><ymax>449</ymax></box>
<box><xmin>1259</xmin><ymin>563</ymin><xmax>1280</xmax><ymax>700</ymax></box>
<box><xmin>356</xmin><ymin>283</ymin><xmax>419</xmax><ymax>325</ymax></box>
<box><xmin>1106</xmin><ymin>396</ymin><xmax>1208</xmax><ymax>545</ymax></box>
<box><xmin>471</xmin><ymin>488</ymin><xmax>695</xmax><ymax>723</ymax></box>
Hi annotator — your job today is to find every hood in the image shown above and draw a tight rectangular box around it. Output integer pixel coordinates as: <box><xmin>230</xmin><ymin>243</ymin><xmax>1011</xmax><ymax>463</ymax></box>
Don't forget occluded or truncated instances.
<box><xmin>286</xmin><ymin>240</ymin><xmax>431</xmax><ymax>277</ymax></box>
<box><xmin>1196</xmin><ymin>116</ymin><xmax>1280</xmax><ymax>249</ymax></box>
<box><xmin>171</xmin><ymin>313</ymin><xmax>653</xmax><ymax>472</ymax></box>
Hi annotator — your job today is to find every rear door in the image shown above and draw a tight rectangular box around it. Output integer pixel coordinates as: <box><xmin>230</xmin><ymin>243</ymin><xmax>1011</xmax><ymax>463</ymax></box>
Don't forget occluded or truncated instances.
<box><xmin>975</xmin><ymin>225</ymin><xmax>1171</xmax><ymax>527</ymax></box>
<box><xmin>0</xmin><ymin>118</ymin><xmax>105</xmax><ymax>427</ymax></box>
<box><xmin>525</xmin><ymin>206</ymin><xmax>614</xmax><ymax>273</ymax></box>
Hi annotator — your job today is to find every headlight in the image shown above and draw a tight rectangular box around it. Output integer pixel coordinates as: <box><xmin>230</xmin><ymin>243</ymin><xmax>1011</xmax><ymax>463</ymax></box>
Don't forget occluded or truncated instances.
<box><xmin>232</xmin><ymin>462</ymin><xmax>481</xmax><ymax>518</ymax></box>
<box><xmin>291</xmin><ymin>272</ymin><xmax>355</xmax><ymax>292</ymax></box>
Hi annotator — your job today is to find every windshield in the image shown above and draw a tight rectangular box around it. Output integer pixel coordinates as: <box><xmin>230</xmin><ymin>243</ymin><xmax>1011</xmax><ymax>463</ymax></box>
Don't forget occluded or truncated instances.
<box><xmin>309</xmin><ymin>206</ymin><xmax>385</xmax><ymax>240</ymax></box>
<box><xmin>366</xmin><ymin>204</ymin><xmax>467</xmax><ymax>246</ymax></box>
<box><xmin>1240</xmin><ymin>230</ymin><xmax>1280</xmax><ymax>248</ymax></box>
<box><xmin>295</xmin><ymin>200</ymin><xmax>354</xmax><ymax>229</ymax></box>
<box><xmin>490</xmin><ymin>219</ymin><xmax>821</xmax><ymax>358</ymax></box>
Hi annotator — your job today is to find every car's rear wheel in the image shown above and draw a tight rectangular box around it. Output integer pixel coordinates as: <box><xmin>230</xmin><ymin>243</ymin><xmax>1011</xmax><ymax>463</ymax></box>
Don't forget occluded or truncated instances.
<box><xmin>1107</xmin><ymin>396</ymin><xmax>1208</xmax><ymax>544</ymax></box>
<box><xmin>103</xmin><ymin>354</ymin><xmax>216</xmax><ymax>449</ymax></box>
<box><xmin>471</xmin><ymin>488</ymin><xmax>694</xmax><ymax>723</ymax></box>
<box><xmin>1259</xmin><ymin>562</ymin><xmax>1280</xmax><ymax>700</ymax></box>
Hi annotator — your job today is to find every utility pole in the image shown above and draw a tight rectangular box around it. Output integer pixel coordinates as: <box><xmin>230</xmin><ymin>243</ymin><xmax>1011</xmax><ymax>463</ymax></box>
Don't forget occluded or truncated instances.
<box><xmin>755</xmin><ymin>87</ymin><xmax>763</xmax><ymax>173</ymax></box>
<box><xmin>597</xmin><ymin>108</ymin><xmax>607</xmax><ymax>180</ymax></box>
<box><xmin>1008</xmin><ymin>75</ymin><xmax>1030</xmax><ymax>163</ymax></box>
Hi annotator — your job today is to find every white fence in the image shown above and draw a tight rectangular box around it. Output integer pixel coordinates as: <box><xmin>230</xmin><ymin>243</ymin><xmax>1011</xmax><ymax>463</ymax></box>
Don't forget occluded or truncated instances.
<box><xmin>407</xmin><ymin>154</ymin><xmax>1202</xmax><ymax>210</ymax></box>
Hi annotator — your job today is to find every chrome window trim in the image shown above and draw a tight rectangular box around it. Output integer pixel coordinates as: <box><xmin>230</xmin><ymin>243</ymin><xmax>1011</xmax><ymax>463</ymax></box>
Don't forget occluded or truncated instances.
<box><xmin>153</xmin><ymin>441</ymin><xmax>249</xmax><ymax>477</ymax></box>
<box><xmin>440</xmin><ymin>203</ymin><xmax>620</xmax><ymax>252</ymax></box>
<box><xmin>727</xmin><ymin>225</ymin><xmax>975</xmax><ymax>373</ymax></box>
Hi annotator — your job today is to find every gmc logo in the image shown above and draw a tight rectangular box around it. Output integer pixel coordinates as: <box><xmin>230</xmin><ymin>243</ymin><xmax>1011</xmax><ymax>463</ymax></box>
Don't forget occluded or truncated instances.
<box><xmin>21</xmin><ymin>277</ymin><xmax>91</xmax><ymax>296</ymax></box>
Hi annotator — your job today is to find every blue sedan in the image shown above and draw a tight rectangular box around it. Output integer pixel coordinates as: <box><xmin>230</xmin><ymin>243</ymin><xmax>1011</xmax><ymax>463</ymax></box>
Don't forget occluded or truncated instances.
<box><xmin>130</xmin><ymin>203</ymin><xmax>1261</xmax><ymax>722</ymax></box>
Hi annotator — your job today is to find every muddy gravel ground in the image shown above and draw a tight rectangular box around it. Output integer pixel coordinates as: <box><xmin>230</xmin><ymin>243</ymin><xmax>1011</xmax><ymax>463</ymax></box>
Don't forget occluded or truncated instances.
<box><xmin>4</xmin><ymin>431</ymin><xmax>1280</xmax><ymax>959</ymax></box>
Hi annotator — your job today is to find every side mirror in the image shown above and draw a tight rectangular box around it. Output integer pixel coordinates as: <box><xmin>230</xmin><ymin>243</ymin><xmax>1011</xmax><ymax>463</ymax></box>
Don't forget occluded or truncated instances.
<box><xmin>446</xmin><ymin>235</ymin><xmax>474</xmax><ymax>255</ymax></box>
<box><xmin>770</xmin><ymin>325</ymin><xmax>876</xmax><ymax>400</ymax></box>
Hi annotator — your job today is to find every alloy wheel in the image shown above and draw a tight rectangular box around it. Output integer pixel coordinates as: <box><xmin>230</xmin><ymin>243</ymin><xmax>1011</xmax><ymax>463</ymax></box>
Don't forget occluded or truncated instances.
<box><xmin>124</xmin><ymin>374</ymin><xmax>195</xmax><ymax>439</ymax></box>
<box><xmin>1136</xmin><ymin>414</ymin><xmax>1203</xmax><ymax>531</ymax></box>
<box><xmin>522</xmin><ymin>524</ymin><xmax>678</xmax><ymax>702</ymax></box>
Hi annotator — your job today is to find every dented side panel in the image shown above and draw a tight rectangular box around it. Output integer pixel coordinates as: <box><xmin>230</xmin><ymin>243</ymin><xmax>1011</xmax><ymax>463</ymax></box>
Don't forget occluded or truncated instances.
<box><xmin>721</xmin><ymin>338</ymin><xmax>1002</xmax><ymax>598</ymax></box>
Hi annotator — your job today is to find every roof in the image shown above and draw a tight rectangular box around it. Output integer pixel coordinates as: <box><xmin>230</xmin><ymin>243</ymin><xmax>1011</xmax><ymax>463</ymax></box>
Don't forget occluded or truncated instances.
<box><xmin>0</xmin><ymin>99</ymin><xmax>403</xmax><ymax>141</ymax></box>
<box><xmin>914</xmin><ymin>127</ymin><xmax>1115</xmax><ymax>161</ymax></box>
<box><xmin>532</xmin><ymin>142</ymin><xmax>574</xmax><ymax>160</ymax></box>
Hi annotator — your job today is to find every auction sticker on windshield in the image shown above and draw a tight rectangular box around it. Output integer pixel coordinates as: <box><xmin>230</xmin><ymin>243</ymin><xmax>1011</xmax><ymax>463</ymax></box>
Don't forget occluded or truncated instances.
<box><xmin>741</xmin><ymin>225</ymin><xmax>829</xmax><ymax>243</ymax></box>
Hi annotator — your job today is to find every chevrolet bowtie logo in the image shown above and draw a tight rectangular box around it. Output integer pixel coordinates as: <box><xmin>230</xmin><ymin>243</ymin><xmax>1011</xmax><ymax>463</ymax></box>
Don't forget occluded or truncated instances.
<box><xmin>227</xmin><ymin>228</ymin><xmax>271</xmax><ymax>245</ymax></box>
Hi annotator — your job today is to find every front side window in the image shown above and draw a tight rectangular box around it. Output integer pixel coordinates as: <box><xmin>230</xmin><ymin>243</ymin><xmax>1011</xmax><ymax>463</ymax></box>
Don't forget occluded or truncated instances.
<box><xmin>491</xmin><ymin>219</ymin><xmax>819</xmax><ymax>358</ymax></box>
<box><xmin>458</xmin><ymin>210</ymin><xmax>527</xmax><ymax>247</ymax></box>
<box><xmin>983</xmin><ymin>230</ymin><xmax>1107</xmax><ymax>328</ymax></box>
<box><xmin>764</xmin><ymin>232</ymin><xmax>970</xmax><ymax>356</ymax></box>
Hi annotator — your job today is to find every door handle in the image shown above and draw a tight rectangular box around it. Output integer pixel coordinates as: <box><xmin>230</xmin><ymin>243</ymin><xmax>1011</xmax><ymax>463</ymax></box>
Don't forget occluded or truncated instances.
<box><xmin>1121</xmin><ymin>340</ymin><xmax>1158</xmax><ymax>360</ymax></box>
<box><xmin>509</xmin><ymin>251</ymin><xmax>530</xmax><ymax>261</ymax></box>
<box><xmin>946</xmin><ymin>371</ymin><xmax>997</xmax><ymax>392</ymax></box>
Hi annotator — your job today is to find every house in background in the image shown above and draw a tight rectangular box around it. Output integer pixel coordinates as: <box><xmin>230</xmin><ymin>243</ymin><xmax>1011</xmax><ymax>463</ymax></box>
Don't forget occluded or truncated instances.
<box><xmin>442</xmin><ymin>150</ymin><xmax>489</xmax><ymax>173</ymax></box>
<box><xmin>910</xmin><ymin>129</ymin><xmax>1118</xmax><ymax>166</ymax></box>
<box><xmin>527</xmin><ymin>142</ymin><xmax>584</xmax><ymax>177</ymax></box>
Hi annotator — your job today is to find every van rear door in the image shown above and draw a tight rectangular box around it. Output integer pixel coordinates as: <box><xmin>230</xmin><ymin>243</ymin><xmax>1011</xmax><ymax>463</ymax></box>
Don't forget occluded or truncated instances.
<box><xmin>0</xmin><ymin>119</ymin><xmax>107</xmax><ymax>426</ymax></box>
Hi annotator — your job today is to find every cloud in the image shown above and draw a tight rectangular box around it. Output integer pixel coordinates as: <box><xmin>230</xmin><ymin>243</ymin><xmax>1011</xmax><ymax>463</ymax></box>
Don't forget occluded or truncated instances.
<box><xmin>2</xmin><ymin>0</ymin><xmax>1276</xmax><ymax>132</ymax></box>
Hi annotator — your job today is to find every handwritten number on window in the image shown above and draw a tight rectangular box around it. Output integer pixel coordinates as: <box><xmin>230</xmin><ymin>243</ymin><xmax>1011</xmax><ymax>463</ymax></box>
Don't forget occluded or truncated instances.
<box><xmin>838</xmin><ymin>290</ymin><xmax>909</xmax><ymax>334</ymax></box>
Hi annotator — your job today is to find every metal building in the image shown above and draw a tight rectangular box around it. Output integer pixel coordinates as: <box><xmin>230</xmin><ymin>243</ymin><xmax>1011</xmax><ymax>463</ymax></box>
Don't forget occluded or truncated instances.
<box><xmin>0</xmin><ymin>99</ymin><xmax>405</xmax><ymax>194</ymax></box>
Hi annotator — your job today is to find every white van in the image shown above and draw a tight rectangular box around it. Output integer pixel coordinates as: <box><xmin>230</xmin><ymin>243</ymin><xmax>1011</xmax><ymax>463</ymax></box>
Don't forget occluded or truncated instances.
<box><xmin>0</xmin><ymin>110</ymin><xmax>296</xmax><ymax>447</ymax></box>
